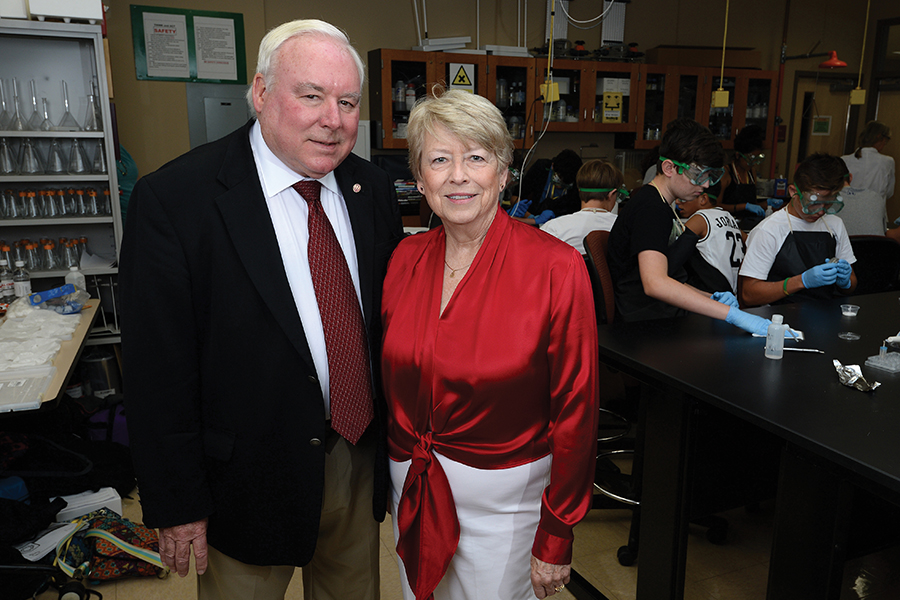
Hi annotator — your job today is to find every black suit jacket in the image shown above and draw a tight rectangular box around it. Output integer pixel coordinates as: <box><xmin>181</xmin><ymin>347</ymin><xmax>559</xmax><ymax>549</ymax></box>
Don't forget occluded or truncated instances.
<box><xmin>120</xmin><ymin>120</ymin><xmax>403</xmax><ymax>566</ymax></box>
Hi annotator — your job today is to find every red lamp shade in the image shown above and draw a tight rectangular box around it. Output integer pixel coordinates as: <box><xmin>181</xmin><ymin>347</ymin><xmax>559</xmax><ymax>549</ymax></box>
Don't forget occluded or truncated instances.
<box><xmin>819</xmin><ymin>51</ymin><xmax>847</xmax><ymax>69</ymax></box>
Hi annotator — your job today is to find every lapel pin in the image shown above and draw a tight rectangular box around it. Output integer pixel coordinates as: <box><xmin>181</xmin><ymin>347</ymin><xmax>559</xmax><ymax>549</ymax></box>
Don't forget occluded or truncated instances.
<box><xmin>353</xmin><ymin>183</ymin><xmax>361</xmax><ymax>193</ymax></box>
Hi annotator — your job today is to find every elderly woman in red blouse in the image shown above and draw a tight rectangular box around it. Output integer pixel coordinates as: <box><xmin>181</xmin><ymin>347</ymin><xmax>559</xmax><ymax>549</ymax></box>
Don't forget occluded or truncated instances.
<box><xmin>380</xmin><ymin>87</ymin><xmax>599</xmax><ymax>600</ymax></box>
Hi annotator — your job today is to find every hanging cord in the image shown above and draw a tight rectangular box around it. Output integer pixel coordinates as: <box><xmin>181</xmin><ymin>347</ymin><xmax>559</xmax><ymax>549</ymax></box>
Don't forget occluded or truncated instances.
<box><xmin>719</xmin><ymin>0</ymin><xmax>730</xmax><ymax>90</ymax></box>
<box><xmin>558</xmin><ymin>0</ymin><xmax>618</xmax><ymax>28</ymax></box>
<box><xmin>857</xmin><ymin>0</ymin><xmax>870</xmax><ymax>89</ymax></box>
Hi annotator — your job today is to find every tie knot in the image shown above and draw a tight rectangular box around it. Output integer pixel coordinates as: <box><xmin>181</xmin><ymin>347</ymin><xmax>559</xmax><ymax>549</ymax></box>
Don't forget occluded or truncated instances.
<box><xmin>293</xmin><ymin>180</ymin><xmax>322</xmax><ymax>204</ymax></box>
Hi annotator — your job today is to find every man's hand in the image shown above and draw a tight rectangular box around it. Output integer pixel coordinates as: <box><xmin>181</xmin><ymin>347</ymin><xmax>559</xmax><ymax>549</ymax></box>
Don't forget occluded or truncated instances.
<box><xmin>159</xmin><ymin>518</ymin><xmax>209</xmax><ymax>577</ymax></box>
<box><xmin>531</xmin><ymin>555</ymin><xmax>571</xmax><ymax>598</ymax></box>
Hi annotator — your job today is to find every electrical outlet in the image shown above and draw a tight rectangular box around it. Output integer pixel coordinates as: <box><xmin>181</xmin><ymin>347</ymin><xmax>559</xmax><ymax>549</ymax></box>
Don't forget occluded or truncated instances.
<box><xmin>849</xmin><ymin>88</ymin><xmax>866</xmax><ymax>105</ymax></box>
<box><xmin>540</xmin><ymin>82</ymin><xmax>560</xmax><ymax>103</ymax></box>
<box><xmin>711</xmin><ymin>89</ymin><xmax>730</xmax><ymax>108</ymax></box>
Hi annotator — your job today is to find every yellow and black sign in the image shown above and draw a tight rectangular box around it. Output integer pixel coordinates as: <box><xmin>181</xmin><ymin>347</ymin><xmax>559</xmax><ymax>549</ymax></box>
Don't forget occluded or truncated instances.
<box><xmin>602</xmin><ymin>92</ymin><xmax>623</xmax><ymax>124</ymax></box>
<box><xmin>449</xmin><ymin>63</ymin><xmax>475</xmax><ymax>94</ymax></box>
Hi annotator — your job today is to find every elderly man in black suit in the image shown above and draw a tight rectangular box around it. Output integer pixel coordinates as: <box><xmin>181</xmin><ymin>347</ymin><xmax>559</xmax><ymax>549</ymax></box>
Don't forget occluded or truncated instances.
<box><xmin>119</xmin><ymin>19</ymin><xmax>403</xmax><ymax>600</ymax></box>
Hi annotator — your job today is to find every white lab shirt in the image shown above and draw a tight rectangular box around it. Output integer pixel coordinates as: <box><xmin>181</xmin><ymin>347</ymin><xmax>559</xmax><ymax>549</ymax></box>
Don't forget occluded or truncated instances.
<box><xmin>249</xmin><ymin>121</ymin><xmax>362</xmax><ymax>417</ymax></box>
<box><xmin>841</xmin><ymin>147</ymin><xmax>895</xmax><ymax>202</ymax></box>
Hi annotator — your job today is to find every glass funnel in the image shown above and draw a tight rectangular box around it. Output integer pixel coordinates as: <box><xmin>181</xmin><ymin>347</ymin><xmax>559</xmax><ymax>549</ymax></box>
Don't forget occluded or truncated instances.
<box><xmin>39</xmin><ymin>98</ymin><xmax>53</xmax><ymax>131</ymax></box>
<box><xmin>67</xmin><ymin>138</ymin><xmax>90</xmax><ymax>174</ymax></box>
<box><xmin>56</xmin><ymin>81</ymin><xmax>80</xmax><ymax>131</ymax></box>
<box><xmin>8</xmin><ymin>79</ymin><xmax>27</xmax><ymax>131</ymax></box>
<box><xmin>18</xmin><ymin>138</ymin><xmax>44</xmax><ymax>174</ymax></box>
<box><xmin>0</xmin><ymin>80</ymin><xmax>10</xmax><ymax>131</ymax></box>
<box><xmin>26</xmin><ymin>80</ymin><xmax>42</xmax><ymax>131</ymax></box>
<box><xmin>82</xmin><ymin>94</ymin><xmax>101</xmax><ymax>132</ymax></box>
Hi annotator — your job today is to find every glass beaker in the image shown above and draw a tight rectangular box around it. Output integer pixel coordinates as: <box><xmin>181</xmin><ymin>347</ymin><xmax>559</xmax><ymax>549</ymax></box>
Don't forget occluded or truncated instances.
<box><xmin>45</xmin><ymin>138</ymin><xmax>66</xmax><ymax>174</ymax></box>
<box><xmin>26</xmin><ymin>80</ymin><xmax>42</xmax><ymax>131</ymax></box>
<box><xmin>82</xmin><ymin>95</ymin><xmax>100</xmax><ymax>132</ymax></box>
<box><xmin>67</xmin><ymin>139</ymin><xmax>90</xmax><ymax>174</ymax></box>
<box><xmin>92</xmin><ymin>140</ymin><xmax>108</xmax><ymax>174</ymax></box>
<box><xmin>56</xmin><ymin>81</ymin><xmax>81</xmax><ymax>131</ymax></box>
<box><xmin>0</xmin><ymin>138</ymin><xmax>17</xmax><ymax>174</ymax></box>
<box><xmin>18</xmin><ymin>138</ymin><xmax>44</xmax><ymax>174</ymax></box>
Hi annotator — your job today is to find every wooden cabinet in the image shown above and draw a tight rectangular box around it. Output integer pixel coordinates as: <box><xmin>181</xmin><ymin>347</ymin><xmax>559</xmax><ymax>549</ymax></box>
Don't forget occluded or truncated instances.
<box><xmin>367</xmin><ymin>49</ymin><xmax>778</xmax><ymax>156</ymax></box>
<box><xmin>532</xmin><ymin>59</ymin><xmax>638</xmax><ymax>133</ymax></box>
<box><xmin>701</xmin><ymin>69</ymin><xmax>777</xmax><ymax>149</ymax></box>
<box><xmin>486</xmin><ymin>55</ymin><xmax>536</xmax><ymax>149</ymax></box>
<box><xmin>0</xmin><ymin>18</ymin><xmax>121</xmax><ymax>340</ymax></box>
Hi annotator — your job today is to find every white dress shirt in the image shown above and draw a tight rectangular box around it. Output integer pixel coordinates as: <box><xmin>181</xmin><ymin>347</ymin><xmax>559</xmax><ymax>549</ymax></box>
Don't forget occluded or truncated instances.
<box><xmin>249</xmin><ymin>121</ymin><xmax>362</xmax><ymax>417</ymax></box>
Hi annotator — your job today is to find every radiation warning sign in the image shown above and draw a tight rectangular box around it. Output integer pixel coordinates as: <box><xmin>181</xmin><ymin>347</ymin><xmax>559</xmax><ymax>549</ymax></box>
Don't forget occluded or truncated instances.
<box><xmin>449</xmin><ymin>63</ymin><xmax>475</xmax><ymax>94</ymax></box>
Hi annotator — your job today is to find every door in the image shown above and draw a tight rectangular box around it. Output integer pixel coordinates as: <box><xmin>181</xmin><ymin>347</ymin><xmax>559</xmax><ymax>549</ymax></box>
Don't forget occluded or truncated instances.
<box><xmin>786</xmin><ymin>75</ymin><xmax>852</xmax><ymax>179</ymax></box>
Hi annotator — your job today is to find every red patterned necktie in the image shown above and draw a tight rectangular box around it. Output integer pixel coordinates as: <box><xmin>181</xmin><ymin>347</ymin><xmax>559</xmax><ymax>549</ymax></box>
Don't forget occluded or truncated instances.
<box><xmin>293</xmin><ymin>180</ymin><xmax>374</xmax><ymax>444</ymax></box>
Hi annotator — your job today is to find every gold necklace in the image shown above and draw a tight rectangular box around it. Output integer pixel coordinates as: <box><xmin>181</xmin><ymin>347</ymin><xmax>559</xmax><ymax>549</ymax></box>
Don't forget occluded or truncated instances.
<box><xmin>444</xmin><ymin>259</ymin><xmax>473</xmax><ymax>278</ymax></box>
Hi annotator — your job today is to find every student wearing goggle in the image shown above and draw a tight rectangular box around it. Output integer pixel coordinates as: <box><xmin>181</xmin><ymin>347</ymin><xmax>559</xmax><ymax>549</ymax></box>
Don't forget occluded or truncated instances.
<box><xmin>659</xmin><ymin>156</ymin><xmax>724</xmax><ymax>186</ymax></box>
<box><xmin>720</xmin><ymin>125</ymin><xmax>779</xmax><ymax>228</ymax></box>
<box><xmin>739</xmin><ymin>153</ymin><xmax>857</xmax><ymax>307</ymax></box>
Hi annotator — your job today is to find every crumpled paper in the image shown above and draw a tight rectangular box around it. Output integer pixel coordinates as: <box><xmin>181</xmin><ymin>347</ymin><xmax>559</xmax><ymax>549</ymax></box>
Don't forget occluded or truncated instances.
<box><xmin>833</xmin><ymin>359</ymin><xmax>880</xmax><ymax>392</ymax></box>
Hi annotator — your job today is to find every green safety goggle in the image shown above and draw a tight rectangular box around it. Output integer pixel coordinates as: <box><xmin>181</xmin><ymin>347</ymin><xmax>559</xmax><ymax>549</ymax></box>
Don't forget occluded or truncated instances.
<box><xmin>796</xmin><ymin>188</ymin><xmax>844</xmax><ymax>215</ymax></box>
<box><xmin>738</xmin><ymin>151</ymin><xmax>765</xmax><ymax>167</ymax></box>
<box><xmin>579</xmin><ymin>187</ymin><xmax>630</xmax><ymax>201</ymax></box>
<box><xmin>660</xmin><ymin>156</ymin><xmax>724</xmax><ymax>186</ymax></box>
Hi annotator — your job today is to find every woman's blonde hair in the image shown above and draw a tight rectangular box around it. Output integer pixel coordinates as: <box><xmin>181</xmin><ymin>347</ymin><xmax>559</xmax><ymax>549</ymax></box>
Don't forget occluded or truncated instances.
<box><xmin>407</xmin><ymin>86</ymin><xmax>514</xmax><ymax>181</ymax></box>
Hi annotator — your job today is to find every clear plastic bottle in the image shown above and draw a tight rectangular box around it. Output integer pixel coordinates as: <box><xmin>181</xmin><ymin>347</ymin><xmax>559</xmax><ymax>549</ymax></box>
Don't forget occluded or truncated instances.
<box><xmin>393</xmin><ymin>80</ymin><xmax>406</xmax><ymax>112</ymax></box>
<box><xmin>13</xmin><ymin>260</ymin><xmax>31</xmax><ymax>298</ymax></box>
<box><xmin>765</xmin><ymin>314</ymin><xmax>785</xmax><ymax>360</ymax></box>
<box><xmin>65</xmin><ymin>265</ymin><xmax>86</xmax><ymax>291</ymax></box>
<box><xmin>405</xmin><ymin>84</ymin><xmax>416</xmax><ymax>111</ymax></box>
<box><xmin>0</xmin><ymin>259</ymin><xmax>14</xmax><ymax>305</ymax></box>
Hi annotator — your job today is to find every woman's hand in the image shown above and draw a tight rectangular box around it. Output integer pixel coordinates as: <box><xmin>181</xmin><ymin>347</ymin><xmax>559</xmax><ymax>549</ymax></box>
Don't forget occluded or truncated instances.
<box><xmin>531</xmin><ymin>555</ymin><xmax>571</xmax><ymax>598</ymax></box>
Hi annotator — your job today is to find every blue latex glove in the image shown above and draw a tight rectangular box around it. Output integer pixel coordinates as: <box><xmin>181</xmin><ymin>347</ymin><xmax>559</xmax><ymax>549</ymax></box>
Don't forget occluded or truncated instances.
<box><xmin>711</xmin><ymin>291</ymin><xmax>739</xmax><ymax>308</ymax></box>
<box><xmin>533</xmin><ymin>210</ymin><xmax>555</xmax><ymax>226</ymax></box>
<box><xmin>507</xmin><ymin>198</ymin><xmax>531</xmax><ymax>217</ymax></box>
<box><xmin>725</xmin><ymin>306</ymin><xmax>771</xmax><ymax>336</ymax></box>
<box><xmin>766</xmin><ymin>198</ymin><xmax>784</xmax><ymax>209</ymax></box>
<box><xmin>835</xmin><ymin>258</ymin><xmax>853</xmax><ymax>289</ymax></box>
<box><xmin>801</xmin><ymin>260</ymin><xmax>839</xmax><ymax>289</ymax></box>
<box><xmin>744</xmin><ymin>202</ymin><xmax>765</xmax><ymax>216</ymax></box>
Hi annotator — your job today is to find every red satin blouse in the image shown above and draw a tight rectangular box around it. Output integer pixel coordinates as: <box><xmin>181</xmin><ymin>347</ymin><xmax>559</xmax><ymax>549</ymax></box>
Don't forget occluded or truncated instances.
<box><xmin>381</xmin><ymin>207</ymin><xmax>599</xmax><ymax>599</ymax></box>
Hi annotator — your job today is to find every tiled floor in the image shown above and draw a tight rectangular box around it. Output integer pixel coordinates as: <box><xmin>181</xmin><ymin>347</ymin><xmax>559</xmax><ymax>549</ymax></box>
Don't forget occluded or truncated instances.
<box><xmin>33</xmin><ymin>488</ymin><xmax>900</xmax><ymax>600</ymax></box>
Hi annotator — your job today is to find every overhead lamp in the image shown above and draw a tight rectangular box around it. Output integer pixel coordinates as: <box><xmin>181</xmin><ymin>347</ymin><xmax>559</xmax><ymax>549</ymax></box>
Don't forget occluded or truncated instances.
<box><xmin>849</xmin><ymin>0</ymin><xmax>871</xmax><ymax>105</ymax></box>
<box><xmin>819</xmin><ymin>51</ymin><xmax>848</xmax><ymax>69</ymax></box>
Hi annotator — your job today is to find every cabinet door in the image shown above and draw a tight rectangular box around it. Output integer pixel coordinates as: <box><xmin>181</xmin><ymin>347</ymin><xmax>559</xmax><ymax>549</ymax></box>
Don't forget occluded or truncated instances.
<box><xmin>534</xmin><ymin>58</ymin><xmax>589</xmax><ymax>132</ymax></box>
<box><xmin>367</xmin><ymin>48</ymin><xmax>437</xmax><ymax>149</ymax></box>
<box><xmin>635</xmin><ymin>65</ymin><xmax>672</xmax><ymax>148</ymax></box>
<box><xmin>589</xmin><ymin>62</ymin><xmax>639</xmax><ymax>132</ymax></box>
<box><xmin>743</xmin><ymin>73</ymin><xmax>777</xmax><ymax>146</ymax></box>
<box><xmin>705</xmin><ymin>71</ymin><xmax>738</xmax><ymax>146</ymax></box>
<box><xmin>487</xmin><ymin>55</ymin><xmax>536</xmax><ymax>149</ymax></box>
<box><xmin>674</xmin><ymin>66</ymin><xmax>707</xmax><ymax>123</ymax></box>
<box><xmin>434</xmin><ymin>52</ymin><xmax>487</xmax><ymax>97</ymax></box>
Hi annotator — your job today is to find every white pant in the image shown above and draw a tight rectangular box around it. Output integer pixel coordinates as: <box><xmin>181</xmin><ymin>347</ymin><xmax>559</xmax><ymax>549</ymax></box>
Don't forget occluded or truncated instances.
<box><xmin>390</xmin><ymin>451</ymin><xmax>552</xmax><ymax>600</ymax></box>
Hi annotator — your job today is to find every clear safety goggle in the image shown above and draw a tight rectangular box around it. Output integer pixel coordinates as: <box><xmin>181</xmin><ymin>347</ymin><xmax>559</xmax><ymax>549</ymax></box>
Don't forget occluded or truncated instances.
<box><xmin>660</xmin><ymin>156</ymin><xmax>724</xmax><ymax>186</ymax></box>
<box><xmin>739</xmin><ymin>151</ymin><xmax>765</xmax><ymax>166</ymax></box>
<box><xmin>796</xmin><ymin>188</ymin><xmax>844</xmax><ymax>215</ymax></box>
<box><xmin>579</xmin><ymin>187</ymin><xmax>630</xmax><ymax>202</ymax></box>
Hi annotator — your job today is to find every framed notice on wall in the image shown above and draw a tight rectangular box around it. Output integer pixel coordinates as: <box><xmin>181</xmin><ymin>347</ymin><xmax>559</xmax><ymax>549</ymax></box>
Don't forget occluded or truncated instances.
<box><xmin>130</xmin><ymin>5</ymin><xmax>247</xmax><ymax>84</ymax></box>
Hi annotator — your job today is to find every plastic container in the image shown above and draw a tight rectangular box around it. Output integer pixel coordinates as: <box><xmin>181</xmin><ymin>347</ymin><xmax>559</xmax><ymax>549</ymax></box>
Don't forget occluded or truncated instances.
<box><xmin>65</xmin><ymin>265</ymin><xmax>86</xmax><ymax>291</ymax></box>
<box><xmin>12</xmin><ymin>259</ymin><xmax>30</xmax><ymax>298</ymax></box>
<box><xmin>0</xmin><ymin>259</ymin><xmax>14</xmax><ymax>305</ymax></box>
<box><xmin>765</xmin><ymin>314</ymin><xmax>785</xmax><ymax>359</ymax></box>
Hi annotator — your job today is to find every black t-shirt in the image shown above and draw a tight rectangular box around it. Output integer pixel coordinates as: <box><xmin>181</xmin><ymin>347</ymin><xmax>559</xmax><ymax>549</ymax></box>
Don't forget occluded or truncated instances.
<box><xmin>607</xmin><ymin>184</ymin><xmax>687</xmax><ymax>321</ymax></box>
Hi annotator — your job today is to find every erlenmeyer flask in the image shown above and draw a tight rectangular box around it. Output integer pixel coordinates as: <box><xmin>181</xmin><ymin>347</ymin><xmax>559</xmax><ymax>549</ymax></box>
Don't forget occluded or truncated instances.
<box><xmin>9</xmin><ymin>79</ymin><xmax>27</xmax><ymax>131</ymax></box>
<box><xmin>92</xmin><ymin>140</ymin><xmax>108</xmax><ymax>174</ymax></box>
<box><xmin>23</xmin><ymin>191</ymin><xmax>41</xmax><ymax>219</ymax></box>
<box><xmin>41</xmin><ymin>189</ymin><xmax>60</xmax><ymax>218</ymax></box>
<box><xmin>45</xmin><ymin>138</ymin><xmax>66</xmax><ymax>174</ymax></box>
<box><xmin>0</xmin><ymin>80</ymin><xmax>10</xmax><ymax>131</ymax></box>
<box><xmin>0</xmin><ymin>138</ymin><xmax>17</xmax><ymax>175</ymax></box>
<box><xmin>39</xmin><ymin>98</ymin><xmax>53</xmax><ymax>131</ymax></box>
<box><xmin>4</xmin><ymin>191</ymin><xmax>21</xmax><ymax>219</ymax></box>
<box><xmin>18</xmin><ymin>138</ymin><xmax>44</xmax><ymax>174</ymax></box>
<box><xmin>82</xmin><ymin>94</ymin><xmax>100</xmax><ymax>132</ymax></box>
<box><xmin>67</xmin><ymin>139</ymin><xmax>90</xmax><ymax>174</ymax></box>
<box><xmin>56</xmin><ymin>81</ymin><xmax>80</xmax><ymax>131</ymax></box>
<box><xmin>26</xmin><ymin>80</ymin><xmax>42</xmax><ymax>131</ymax></box>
